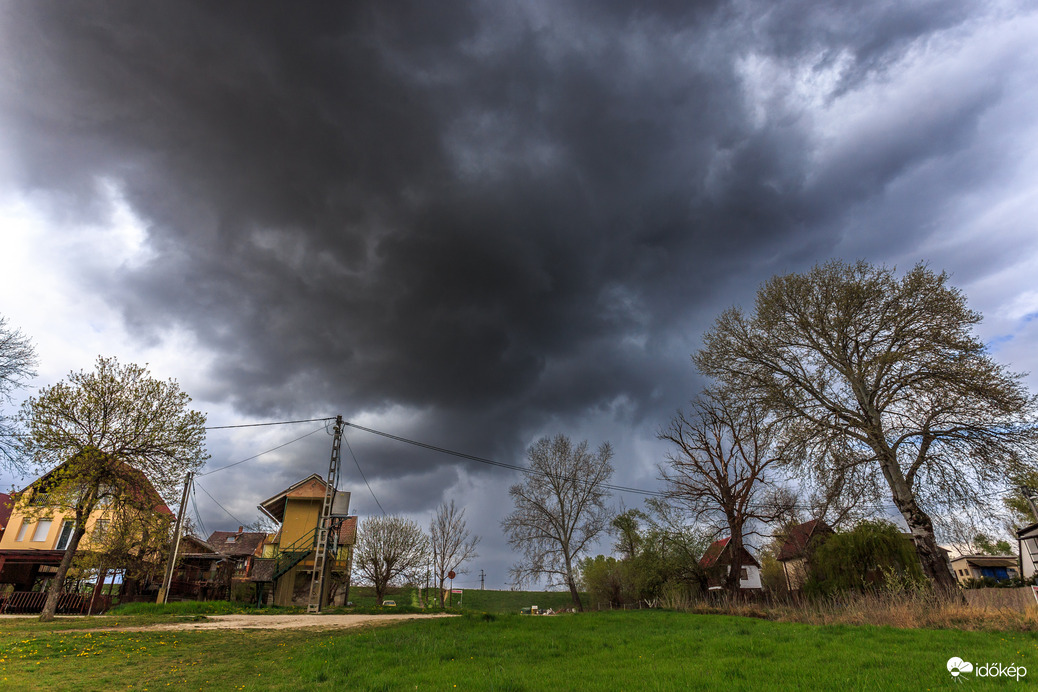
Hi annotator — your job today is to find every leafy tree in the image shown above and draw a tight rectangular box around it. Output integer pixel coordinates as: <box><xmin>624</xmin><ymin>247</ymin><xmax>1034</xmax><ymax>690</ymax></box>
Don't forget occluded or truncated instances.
<box><xmin>502</xmin><ymin>434</ymin><xmax>614</xmax><ymax>611</ymax></box>
<box><xmin>658</xmin><ymin>389</ymin><xmax>794</xmax><ymax>596</ymax></box>
<box><xmin>804</xmin><ymin>520</ymin><xmax>926</xmax><ymax>595</ymax></box>
<box><xmin>73</xmin><ymin>504</ymin><xmax>173</xmax><ymax>598</ymax></box>
<box><xmin>1003</xmin><ymin>470</ymin><xmax>1038</xmax><ymax>531</ymax></box>
<box><xmin>695</xmin><ymin>260</ymin><xmax>1038</xmax><ymax>590</ymax></box>
<box><xmin>972</xmin><ymin>533</ymin><xmax>1013</xmax><ymax>556</ymax></box>
<box><xmin>353</xmin><ymin>515</ymin><xmax>430</xmax><ymax>605</ymax></box>
<box><xmin>610</xmin><ymin>508</ymin><xmax>646</xmax><ymax>561</ymax></box>
<box><xmin>20</xmin><ymin>356</ymin><xmax>207</xmax><ymax>621</ymax></box>
<box><xmin>429</xmin><ymin>499</ymin><xmax>480</xmax><ymax>607</ymax></box>
<box><xmin>579</xmin><ymin>555</ymin><xmax>635</xmax><ymax>608</ymax></box>
<box><xmin>0</xmin><ymin>315</ymin><xmax>37</xmax><ymax>464</ymax></box>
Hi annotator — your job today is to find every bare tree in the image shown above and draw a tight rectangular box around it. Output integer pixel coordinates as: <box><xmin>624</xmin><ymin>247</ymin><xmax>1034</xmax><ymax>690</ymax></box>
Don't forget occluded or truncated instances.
<box><xmin>695</xmin><ymin>260</ymin><xmax>1038</xmax><ymax>590</ymax></box>
<box><xmin>502</xmin><ymin>434</ymin><xmax>614</xmax><ymax>611</ymax></box>
<box><xmin>430</xmin><ymin>499</ymin><xmax>480</xmax><ymax>607</ymax></box>
<box><xmin>0</xmin><ymin>315</ymin><xmax>38</xmax><ymax>464</ymax></box>
<box><xmin>353</xmin><ymin>515</ymin><xmax>429</xmax><ymax>605</ymax></box>
<box><xmin>659</xmin><ymin>390</ymin><xmax>792</xmax><ymax>596</ymax></box>
<box><xmin>20</xmin><ymin>356</ymin><xmax>208</xmax><ymax>621</ymax></box>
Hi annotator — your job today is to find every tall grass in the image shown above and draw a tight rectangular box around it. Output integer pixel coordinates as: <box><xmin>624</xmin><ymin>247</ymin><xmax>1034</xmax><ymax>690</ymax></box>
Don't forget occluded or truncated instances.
<box><xmin>669</xmin><ymin>589</ymin><xmax>1038</xmax><ymax>632</ymax></box>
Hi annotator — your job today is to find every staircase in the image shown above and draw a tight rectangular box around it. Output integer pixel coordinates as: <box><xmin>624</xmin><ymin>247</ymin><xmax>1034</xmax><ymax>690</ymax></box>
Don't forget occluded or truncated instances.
<box><xmin>272</xmin><ymin>527</ymin><xmax>318</xmax><ymax>582</ymax></box>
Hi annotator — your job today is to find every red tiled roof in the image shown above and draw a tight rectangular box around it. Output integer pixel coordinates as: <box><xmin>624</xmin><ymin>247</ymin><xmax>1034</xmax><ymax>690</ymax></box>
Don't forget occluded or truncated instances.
<box><xmin>337</xmin><ymin>516</ymin><xmax>358</xmax><ymax>546</ymax></box>
<box><xmin>699</xmin><ymin>536</ymin><xmax>761</xmax><ymax>569</ymax></box>
<box><xmin>776</xmin><ymin>519</ymin><xmax>833</xmax><ymax>562</ymax></box>
<box><xmin>206</xmin><ymin>530</ymin><xmax>266</xmax><ymax>557</ymax></box>
<box><xmin>700</xmin><ymin>537</ymin><xmax>731</xmax><ymax>568</ymax></box>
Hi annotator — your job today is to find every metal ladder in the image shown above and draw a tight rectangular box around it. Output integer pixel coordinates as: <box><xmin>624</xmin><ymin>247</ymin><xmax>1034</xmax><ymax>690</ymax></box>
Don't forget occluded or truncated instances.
<box><xmin>307</xmin><ymin>415</ymin><xmax>343</xmax><ymax>613</ymax></box>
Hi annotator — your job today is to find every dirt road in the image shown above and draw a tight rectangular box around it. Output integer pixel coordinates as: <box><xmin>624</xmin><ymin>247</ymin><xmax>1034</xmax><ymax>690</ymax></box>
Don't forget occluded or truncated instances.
<box><xmin>2</xmin><ymin>612</ymin><xmax>456</xmax><ymax>632</ymax></box>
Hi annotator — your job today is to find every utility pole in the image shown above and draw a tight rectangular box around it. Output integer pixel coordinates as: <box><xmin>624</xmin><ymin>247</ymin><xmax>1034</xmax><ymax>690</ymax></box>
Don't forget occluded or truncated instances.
<box><xmin>158</xmin><ymin>471</ymin><xmax>193</xmax><ymax>604</ymax></box>
<box><xmin>479</xmin><ymin>569</ymin><xmax>485</xmax><ymax>590</ymax></box>
<box><xmin>308</xmin><ymin>415</ymin><xmax>343</xmax><ymax>614</ymax></box>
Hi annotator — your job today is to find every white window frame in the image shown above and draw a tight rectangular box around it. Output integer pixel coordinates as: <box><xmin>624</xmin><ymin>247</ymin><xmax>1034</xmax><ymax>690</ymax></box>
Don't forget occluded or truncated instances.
<box><xmin>32</xmin><ymin>519</ymin><xmax>53</xmax><ymax>542</ymax></box>
<box><xmin>15</xmin><ymin>520</ymin><xmax>31</xmax><ymax>542</ymax></box>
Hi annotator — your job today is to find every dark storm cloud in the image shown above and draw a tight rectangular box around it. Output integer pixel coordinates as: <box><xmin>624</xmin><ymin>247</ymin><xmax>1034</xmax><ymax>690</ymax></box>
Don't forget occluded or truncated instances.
<box><xmin>0</xmin><ymin>0</ymin><xmax>1023</xmax><ymax>501</ymax></box>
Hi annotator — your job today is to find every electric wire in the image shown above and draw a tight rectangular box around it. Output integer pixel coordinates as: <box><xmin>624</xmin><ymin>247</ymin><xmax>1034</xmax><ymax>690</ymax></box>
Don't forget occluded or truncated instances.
<box><xmin>344</xmin><ymin>421</ymin><xmax>674</xmax><ymax>499</ymax></box>
<box><xmin>189</xmin><ymin>480</ymin><xmax>208</xmax><ymax>538</ymax></box>
<box><xmin>194</xmin><ymin>416</ymin><xmax>1015</xmax><ymax>518</ymax></box>
<box><xmin>342</xmin><ymin>431</ymin><xmax>386</xmax><ymax>516</ymax></box>
<box><xmin>198</xmin><ymin>425</ymin><xmax>327</xmax><ymax>476</ymax></box>
<box><xmin>195</xmin><ymin>480</ymin><xmax>246</xmax><ymax>527</ymax></box>
<box><xmin>342</xmin><ymin>421</ymin><xmax>998</xmax><ymax>514</ymax></box>
<box><xmin>205</xmin><ymin>417</ymin><xmax>335</xmax><ymax>430</ymax></box>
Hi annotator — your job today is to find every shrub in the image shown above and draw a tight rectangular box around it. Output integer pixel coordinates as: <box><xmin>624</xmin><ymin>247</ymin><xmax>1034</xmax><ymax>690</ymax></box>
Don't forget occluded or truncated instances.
<box><xmin>803</xmin><ymin>520</ymin><xmax>926</xmax><ymax>596</ymax></box>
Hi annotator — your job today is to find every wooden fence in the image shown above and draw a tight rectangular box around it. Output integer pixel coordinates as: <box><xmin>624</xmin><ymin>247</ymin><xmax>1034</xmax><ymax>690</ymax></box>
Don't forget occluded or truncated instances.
<box><xmin>0</xmin><ymin>591</ymin><xmax>113</xmax><ymax>615</ymax></box>
<box><xmin>964</xmin><ymin>587</ymin><xmax>1038</xmax><ymax>612</ymax></box>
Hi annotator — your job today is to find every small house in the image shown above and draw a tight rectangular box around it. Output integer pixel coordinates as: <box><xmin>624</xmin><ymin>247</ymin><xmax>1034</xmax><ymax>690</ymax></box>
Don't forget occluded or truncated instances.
<box><xmin>775</xmin><ymin>519</ymin><xmax>833</xmax><ymax>592</ymax></box>
<box><xmin>699</xmin><ymin>537</ymin><xmax>762</xmax><ymax>590</ymax></box>
<box><xmin>950</xmin><ymin>554</ymin><xmax>1019</xmax><ymax>584</ymax></box>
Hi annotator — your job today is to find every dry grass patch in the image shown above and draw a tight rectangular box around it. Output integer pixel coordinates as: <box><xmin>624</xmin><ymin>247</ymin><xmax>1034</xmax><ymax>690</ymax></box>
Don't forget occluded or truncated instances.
<box><xmin>674</xmin><ymin>590</ymin><xmax>1038</xmax><ymax>631</ymax></box>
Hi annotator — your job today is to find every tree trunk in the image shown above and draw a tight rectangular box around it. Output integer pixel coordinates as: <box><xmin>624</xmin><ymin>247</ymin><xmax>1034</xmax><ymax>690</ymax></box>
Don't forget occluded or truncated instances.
<box><xmin>725</xmin><ymin>534</ymin><xmax>744</xmax><ymax>599</ymax></box>
<box><xmin>88</xmin><ymin>564</ymin><xmax>107</xmax><ymax>616</ymax></box>
<box><xmin>874</xmin><ymin>450</ymin><xmax>958</xmax><ymax>591</ymax></box>
<box><xmin>437</xmin><ymin>576</ymin><xmax>446</xmax><ymax>608</ymax></box>
<box><xmin>39</xmin><ymin>526</ymin><xmax>87</xmax><ymax>622</ymax></box>
<box><xmin>564</xmin><ymin>556</ymin><xmax>584</xmax><ymax>612</ymax></box>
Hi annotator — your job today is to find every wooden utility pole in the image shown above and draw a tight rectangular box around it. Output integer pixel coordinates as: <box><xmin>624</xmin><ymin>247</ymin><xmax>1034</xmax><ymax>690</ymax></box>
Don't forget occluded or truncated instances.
<box><xmin>157</xmin><ymin>472</ymin><xmax>193</xmax><ymax>604</ymax></box>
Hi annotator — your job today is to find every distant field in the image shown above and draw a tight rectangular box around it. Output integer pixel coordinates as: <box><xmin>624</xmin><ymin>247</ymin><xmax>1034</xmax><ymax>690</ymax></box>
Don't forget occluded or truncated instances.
<box><xmin>346</xmin><ymin>586</ymin><xmax>583</xmax><ymax>613</ymax></box>
<box><xmin>1</xmin><ymin>609</ymin><xmax>1032</xmax><ymax>690</ymax></box>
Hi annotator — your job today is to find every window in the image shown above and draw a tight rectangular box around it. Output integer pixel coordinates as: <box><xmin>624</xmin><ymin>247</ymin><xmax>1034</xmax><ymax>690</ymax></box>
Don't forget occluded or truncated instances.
<box><xmin>740</xmin><ymin>567</ymin><xmax>749</xmax><ymax>580</ymax></box>
<box><xmin>32</xmin><ymin>519</ymin><xmax>53</xmax><ymax>542</ymax></box>
<box><xmin>56</xmin><ymin>520</ymin><xmax>75</xmax><ymax>550</ymax></box>
<box><xmin>93</xmin><ymin>520</ymin><xmax>110</xmax><ymax>542</ymax></box>
<box><xmin>15</xmin><ymin>520</ymin><xmax>31</xmax><ymax>542</ymax></box>
<box><xmin>226</xmin><ymin>536</ymin><xmax>236</xmax><ymax>544</ymax></box>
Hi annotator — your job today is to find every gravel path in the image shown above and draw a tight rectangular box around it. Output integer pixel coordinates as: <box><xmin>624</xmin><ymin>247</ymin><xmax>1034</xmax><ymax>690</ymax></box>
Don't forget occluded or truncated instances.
<box><xmin>1</xmin><ymin>612</ymin><xmax>457</xmax><ymax>632</ymax></box>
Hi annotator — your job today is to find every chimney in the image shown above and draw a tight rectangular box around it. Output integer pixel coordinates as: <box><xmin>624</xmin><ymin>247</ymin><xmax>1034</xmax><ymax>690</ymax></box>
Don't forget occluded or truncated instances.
<box><xmin>238</xmin><ymin>526</ymin><xmax>244</xmax><ymax>533</ymax></box>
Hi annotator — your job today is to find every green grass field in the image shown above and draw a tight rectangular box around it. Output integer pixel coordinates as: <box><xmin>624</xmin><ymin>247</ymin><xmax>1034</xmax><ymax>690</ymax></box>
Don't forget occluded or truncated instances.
<box><xmin>1</xmin><ymin>609</ymin><xmax>1033</xmax><ymax>690</ymax></box>
<box><xmin>339</xmin><ymin>586</ymin><xmax>583</xmax><ymax>613</ymax></box>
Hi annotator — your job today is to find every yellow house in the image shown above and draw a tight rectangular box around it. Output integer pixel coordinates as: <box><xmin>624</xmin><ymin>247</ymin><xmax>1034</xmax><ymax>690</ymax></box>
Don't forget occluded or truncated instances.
<box><xmin>0</xmin><ymin>468</ymin><xmax>173</xmax><ymax>594</ymax></box>
<box><xmin>256</xmin><ymin>474</ymin><xmax>355</xmax><ymax>607</ymax></box>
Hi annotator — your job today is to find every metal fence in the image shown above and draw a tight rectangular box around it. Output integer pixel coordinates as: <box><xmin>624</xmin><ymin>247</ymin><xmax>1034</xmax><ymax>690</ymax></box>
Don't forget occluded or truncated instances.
<box><xmin>0</xmin><ymin>591</ymin><xmax>113</xmax><ymax>614</ymax></box>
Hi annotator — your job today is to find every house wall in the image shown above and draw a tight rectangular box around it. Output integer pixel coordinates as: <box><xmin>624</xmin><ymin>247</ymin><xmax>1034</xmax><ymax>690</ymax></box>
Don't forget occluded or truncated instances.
<box><xmin>740</xmin><ymin>565</ymin><xmax>762</xmax><ymax>590</ymax></box>
<box><xmin>781</xmin><ymin>558</ymin><xmax>809</xmax><ymax>591</ymax></box>
<box><xmin>0</xmin><ymin>504</ymin><xmax>113</xmax><ymax>552</ymax></box>
<box><xmin>1020</xmin><ymin>535</ymin><xmax>1038</xmax><ymax>580</ymax></box>
<box><xmin>280</xmin><ymin>497</ymin><xmax>322</xmax><ymax>548</ymax></box>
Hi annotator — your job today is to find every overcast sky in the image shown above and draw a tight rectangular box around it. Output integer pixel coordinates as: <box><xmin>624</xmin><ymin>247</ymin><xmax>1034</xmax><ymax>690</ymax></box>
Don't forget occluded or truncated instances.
<box><xmin>1</xmin><ymin>1</ymin><xmax>1036</xmax><ymax>588</ymax></box>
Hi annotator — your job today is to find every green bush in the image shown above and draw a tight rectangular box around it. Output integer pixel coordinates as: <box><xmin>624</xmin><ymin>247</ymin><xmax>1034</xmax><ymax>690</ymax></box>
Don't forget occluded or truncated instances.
<box><xmin>804</xmin><ymin>520</ymin><xmax>926</xmax><ymax>596</ymax></box>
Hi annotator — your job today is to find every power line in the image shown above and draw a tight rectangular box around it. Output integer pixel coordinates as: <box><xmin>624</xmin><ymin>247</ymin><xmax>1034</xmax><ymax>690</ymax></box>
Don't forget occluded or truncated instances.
<box><xmin>190</xmin><ymin>480</ymin><xmax>208</xmax><ymax>538</ymax></box>
<box><xmin>199</xmin><ymin>425</ymin><xmax>328</xmax><ymax>476</ymax></box>
<box><xmin>343</xmin><ymin>421</ymin><xmax>667</xmax><ymax>498</ymax></box>
<box><xmin>205</xmin><ymin>417</ymin><xmax>336</xmax><ymax>430</ymax></box>
<box><xmin>196</xmin><ymin>480</ymin><xmax>246</xmax><ymax>527</ymax></box>
<box><xmin>342</xmin><ymin>421</ymin><xmax>1001</xmax><ymax>514</ymax></box>
<box><xmin>343</xmin><ymin>432</ymin><xmax>386</xmax><ymax>516</ymax></box>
